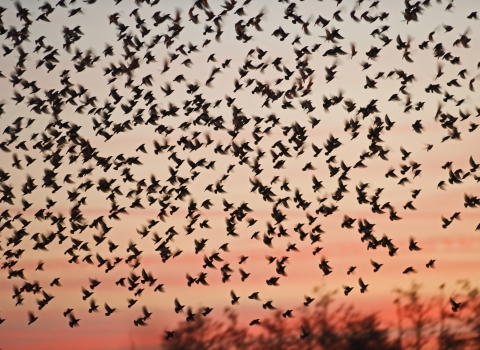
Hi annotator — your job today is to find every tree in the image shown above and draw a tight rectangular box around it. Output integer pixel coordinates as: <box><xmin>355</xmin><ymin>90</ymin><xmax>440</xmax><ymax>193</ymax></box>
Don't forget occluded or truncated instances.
<box><xmin>393</xmin><ymin>282</ymin><xmax>434</xmax><ymax>350</ymax></box>
<box><xmin>161</xmin><ymin>286</ymin><xmax>397</xmax><ymax>350</ymax></box>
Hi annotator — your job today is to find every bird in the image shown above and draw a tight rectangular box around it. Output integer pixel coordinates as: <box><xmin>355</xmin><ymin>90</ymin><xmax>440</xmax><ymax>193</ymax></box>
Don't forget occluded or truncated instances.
<box><xmin>239</xmin><ymin>269</ymin><xmax>250</xmax><ymax>282</ymax></box>
<box><xmin>304</xmin><ymin>295</ymin><xmax>315</xmax><ymax>306</ymax></box>
<box><xmin>262</xmin><ymin>300</ymin><xmax>275</xmax><ymax>310</ymax></box>
<box><xmin>450</xmin><ymin>297</ymin><xmax>461</xmax><ymax>312</ymax></box>
<box><xmin>249</xmin><ymin>319</ymin><xmax>261</xmax><ymax>326</ymax></box>
<box><xmin>359</xmin><ymin>278</ymin><xmax>369</xmax><ymax>293</ymax></box>
<box><xmin>81</xmin><ymin>287</ymin><xmax>93</xmax><ymax>300</ymax></box>
<box><xmin>409</xmin><ymin>237</ymin><xmax>421</xmax><ymax>251</ymax></box>
<box><xmin>300</xmin><ymin>325</ymin><xmax>310</xmax><ymax>339</ymax></box>
<box><xmin>202</xmin><ymin>307</ymin><xmax>213</xmax><ymax>317</ymax></box>
<box><xmin>343</xmin><ymin>286</ymin><xmax>354</xmax><ymax>296</ymax></box>
<box><xmin>68</xmin><ymin>314</ymin><xmax>80</xmax><ymax>328</ymax></box>
<box><xmin>104</xmin><ymin>303</ymin><xmax>116</xmax><ymax>316</ymax></box>
<box><xmin>36</xmin><ymin>261</ymin><xmax>44</xmax><ymax>271</ymax></box>
<box><xmin>165</xmin><ymin>331</ymin><xmax>175</xmax><ymax>340</ymax></box>
<box><xmin>230</xmin><ymin>290</ymin><xmax>240</xmax><ymax>305</ymax></box>
<box><xmin>88</xmin><ymin>299</ymin><xmax>99</xmax><ymax>313</ymax></box>
<box><xmin>174</xmin><ymin>298</ymin><xmax>184</xmax><ymax>313</ymax></box>
<box><xmin>27</xmin><ymin>311</ymin><xmax>38</xmax><ymax>325</ymax></box>
<box><xmin>371</xmin><ymin>260</ymin><xmax>383</xmax><ymax>272</ymax></box>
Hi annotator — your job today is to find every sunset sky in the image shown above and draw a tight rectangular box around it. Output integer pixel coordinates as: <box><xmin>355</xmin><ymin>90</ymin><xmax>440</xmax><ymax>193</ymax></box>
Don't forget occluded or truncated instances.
<box><xmin>0</xmin><ymin>0</ymin><xmax>479</xmax><ymax>349</ymax></box>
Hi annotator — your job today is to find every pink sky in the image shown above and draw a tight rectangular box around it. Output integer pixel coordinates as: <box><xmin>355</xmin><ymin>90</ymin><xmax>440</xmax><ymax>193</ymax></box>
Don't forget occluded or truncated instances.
<box><xmin>1</xmin><ymin>0</ymin><xmax>480</xmax><ymax>349</ymax></box>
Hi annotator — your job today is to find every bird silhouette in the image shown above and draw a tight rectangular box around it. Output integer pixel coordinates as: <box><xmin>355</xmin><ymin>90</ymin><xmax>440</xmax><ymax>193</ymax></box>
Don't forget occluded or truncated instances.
<box><xmin>359</xmin><ymin>278</ymin><xmax>369</xmax><ymax>293</ymax></box>
<box><xmin>27</xmin><ymin>311</ymin><xmax>38</xmax><ymax>325</ymax></box>
<box><xmin>450</xmin><ymin>297</ymin><xmax>461</xmax><ymax>312</ymax></box>
<box><xmin>230</xmin><ymin>290</ymin><xmax>240</xmax><ymax>305</ymax></box>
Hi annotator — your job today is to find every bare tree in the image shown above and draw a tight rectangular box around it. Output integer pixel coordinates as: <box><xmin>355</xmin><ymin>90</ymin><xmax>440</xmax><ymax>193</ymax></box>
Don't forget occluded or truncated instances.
<box><xmin>161</xmin><ymin>286</ymin><xmax>397</xmax><ymax>350</ymax></box>
<box><xmin>393</xmin><ymin>282</ymin><xmax>434</xmax><ymax>350</ymax></box>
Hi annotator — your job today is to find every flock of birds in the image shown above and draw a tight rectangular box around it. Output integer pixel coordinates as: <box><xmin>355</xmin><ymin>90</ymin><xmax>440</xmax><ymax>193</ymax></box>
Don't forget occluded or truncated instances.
<box><xmin>0</xmin><ymin>0</ymin><xmax>479</xmax><ymax>343</ymax></box>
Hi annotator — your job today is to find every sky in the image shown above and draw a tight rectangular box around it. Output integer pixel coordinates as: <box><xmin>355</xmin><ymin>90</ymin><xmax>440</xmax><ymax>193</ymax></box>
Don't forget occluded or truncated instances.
<box><xmin>0</xmin><ymin>0</ymin><xmax>480</xmax><ymax>349</ymax></box>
